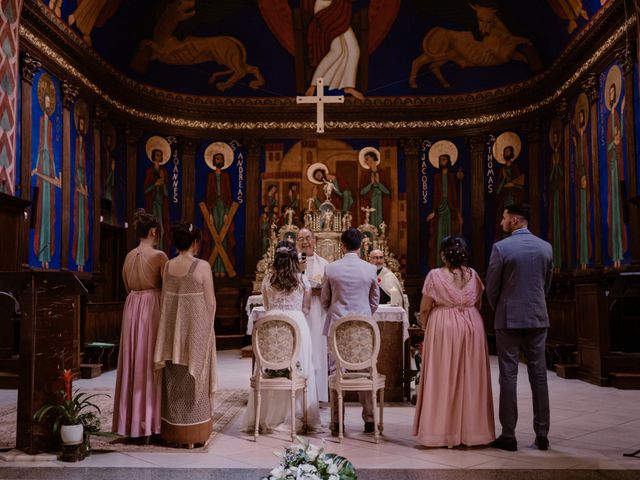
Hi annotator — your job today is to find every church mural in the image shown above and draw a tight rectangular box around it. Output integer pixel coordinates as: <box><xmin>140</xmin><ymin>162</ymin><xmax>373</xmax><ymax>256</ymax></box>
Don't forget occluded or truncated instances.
<box><xmin>418</xmin><ymin>138</ymin><xmax>471</xmax><ymax>274</ymax></box>
<box><xmin>39</xmin><ymin>0</ymin><xmax>611</xmax><ymax>98</ymax></box>
<box><xmin>100</xmin><ymin>121</ymin><xmax>126</xmax><ymax>226</ymax></box>
<box><xmin>484</xmin><ymin>130</ymin><xmax>528</xmax><ymax>257</ymax></box>
<box><xmin>543</xmin><ymin>116</ymin><xmax>566</xmax><ymax>272</ymax></box>
<box><xmin>0</xmin><ymin>0</ymin><xmax>21</xmax><ymax>196</ymax></box>
<box><xmin>570</xmin><ymin>92</ymin><xmax>595</xmax><ymax>270</ymax></box>
<box><xmin>68</xmin><ymin>98</ymin><xmax>93</xmax><ymax>272</ymax></box>
<box><xmin>598</xmin><ymin>61</ymin><xmax>629</xmax><ymax>268</ymax></box>
<box><xmin>259</xmin><ymin>138</ymin><xmax>406</xmax><ymax>265</ymax></box>
<box><xmin>194</xmin><ymin>140</ymin><xmax>246</xmax><ymax>278</ymax></box>
<box><xmin>29</xmin><ymin>70</ymin><xmax>63</xmax><ymax>270</ymax></box>
<box><xmin>137</xmin><ymin>135</ymin><xmax>180</xmax><ymax>254</ymax></box>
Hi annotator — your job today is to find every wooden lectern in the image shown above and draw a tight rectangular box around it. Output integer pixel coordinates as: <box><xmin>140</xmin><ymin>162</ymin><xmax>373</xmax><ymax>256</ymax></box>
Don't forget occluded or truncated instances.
<box><xmin>0</xmin><ymin>271</ymin><xmax>86</xmax><ymax>454</ymax></box>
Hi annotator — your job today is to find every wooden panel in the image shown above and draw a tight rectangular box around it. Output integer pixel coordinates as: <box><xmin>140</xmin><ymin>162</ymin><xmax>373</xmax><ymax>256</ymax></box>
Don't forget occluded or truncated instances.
<box><xmin>0</xmin><ymin>272</ymin><xmax>86</xmax><ymax>454</ymax></box>
<box><xmin>84</xmin><ymin>302</ymin><xmax>124</xmax><ymax>345</ymax></box>
<box><xmin>0</xmin><ymin>194</ymin><xmax>31</xmax><ymax>271</ymax></box>
<box><xmin>575</xmin><ymin>283</ymin><xmax>609</xmax><ymax>385</ymax></box>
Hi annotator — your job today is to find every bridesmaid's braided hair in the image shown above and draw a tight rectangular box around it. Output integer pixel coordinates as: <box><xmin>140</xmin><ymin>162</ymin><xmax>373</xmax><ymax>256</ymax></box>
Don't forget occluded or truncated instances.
<box><xmin>270</xmin><ymin>240</ymin><xmax>300</xmax><ymax>293</ymax></box>
<box><xmin>134</xmin><ymin>208</ymin><xmax>161</xmax><ymax>239</ymax></box>
<box><xmin>440</xmin><ymin>236</ymin><xmax>470</xmax><ymax>281</ymax></box>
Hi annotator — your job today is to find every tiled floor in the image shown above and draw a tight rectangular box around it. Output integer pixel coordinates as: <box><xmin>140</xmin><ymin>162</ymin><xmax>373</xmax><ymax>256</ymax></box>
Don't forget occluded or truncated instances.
<box><xmin>1</xmin><ymin>350</ymin><xmax>640</xmax><ymax>471</ymax></box>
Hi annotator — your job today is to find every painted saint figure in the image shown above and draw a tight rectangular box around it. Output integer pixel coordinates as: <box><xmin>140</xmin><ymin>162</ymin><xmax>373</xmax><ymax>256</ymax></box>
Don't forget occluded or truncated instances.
<box><xmin>32</xmin><ymin>74</ymin><xmax>62</xmax><ymax>269</ymax></box>
<box><xmin>304</xmin><ymin>0</ymin><xmax>363</xmax><ymax>99</ymax></box>
<box><xmin>604</xmin><ymin>66</ymin><xmax>627</xmax><ymax>268</ymax></box>
<box><xmin>493</xmin><ymin>132</ymin><xmax>525</xmax><ymax>240</ymax></box>
<box><xmin>573</xmin><ymin>96</ymin><xmax>591</xmax><ymax>270</ymax></box>
<box><xmin>143</xmin><ymin>137</ymin><xmax>171</xmax><ymax>251</ymax></box>
<box><xmin>103</xmin><ymin>123</ymin><xmax>118</xmax><ymax>224</ymax></box>
<box><xmin>359</xmin><ymin>148</ymin><xmax>390</xmax><ymax>230</ymax></box>
<box><xmin>204</xmin><ymin>143</ymin><xmax>235</xmax><ymax>277</ymax></box>
<box><xmin>548</xmin><ymin>119</ymin><xmax>564</xmax><ymax>271</ymax></box>
<box><xmin>427</xmin><ymin>141</ymin><xmax>462</xmax><ymax>268</ymax></box>
<box><xmin>72</xmin><ymin>100</ymin><xmax>90</xmax><ymax>272</ymax></box>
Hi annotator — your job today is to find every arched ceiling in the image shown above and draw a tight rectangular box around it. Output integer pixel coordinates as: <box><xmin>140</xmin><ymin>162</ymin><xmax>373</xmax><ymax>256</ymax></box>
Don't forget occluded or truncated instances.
<box><xmin>41</xmin><ymin>0</ymin><xmax>614</xmax><ymax>98</ymax></box>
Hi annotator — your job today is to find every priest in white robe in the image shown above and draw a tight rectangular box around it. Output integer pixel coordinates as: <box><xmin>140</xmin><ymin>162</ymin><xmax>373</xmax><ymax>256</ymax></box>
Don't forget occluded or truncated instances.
<box><xmin>369</xmin><ymin>249</ymin><xmax>405</xmax><ymax>308</ymax></box>
<box><xmin>297</xmin><ymin>228</ymin><xmax>329</xmax><ymax>402</ymax></box>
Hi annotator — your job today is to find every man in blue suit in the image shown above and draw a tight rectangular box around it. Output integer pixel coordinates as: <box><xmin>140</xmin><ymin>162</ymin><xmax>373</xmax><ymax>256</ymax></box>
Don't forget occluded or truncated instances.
<box><xmin>486</xmin><ymin>203</ymin><xmax>553</xmax><ymax>452</ymax></box>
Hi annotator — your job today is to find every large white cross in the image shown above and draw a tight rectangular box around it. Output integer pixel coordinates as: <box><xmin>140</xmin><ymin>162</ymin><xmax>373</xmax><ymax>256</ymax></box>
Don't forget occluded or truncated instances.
<box><xmin>296</xmin><ymin>78</ymin><xmax>344</xmax><ymax>134</ymax></box>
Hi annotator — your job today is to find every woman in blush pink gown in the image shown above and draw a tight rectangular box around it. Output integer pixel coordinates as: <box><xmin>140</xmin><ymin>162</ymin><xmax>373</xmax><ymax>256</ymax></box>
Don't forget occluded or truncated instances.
<box><xmin>413</xmin><ymin>235</ymin><xmax>495</xmax><ymax>447</ymax></box>
<box><xmin>112</xmin><ymin>209</ymin><xmax>168</xmax><ymax>440</ymax></box>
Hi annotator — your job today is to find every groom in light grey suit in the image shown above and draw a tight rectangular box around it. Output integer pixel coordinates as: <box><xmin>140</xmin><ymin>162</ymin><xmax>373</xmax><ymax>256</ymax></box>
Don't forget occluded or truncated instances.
<box><xmin>486</xmin><ymin>203</ymin><xmax>553</xmax><ymax>452</ymax></box>
<box><xmin>321</xmin><ymin>228</ymin><xmax>379</xmax><ymax>434</ymax></box>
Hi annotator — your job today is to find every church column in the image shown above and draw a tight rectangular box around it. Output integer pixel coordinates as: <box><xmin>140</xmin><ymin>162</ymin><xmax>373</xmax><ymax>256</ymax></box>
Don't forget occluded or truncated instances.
<box><xmin>244</xmin><ymin>139</ymin><xmax>263</xmax><ymax>278</ymax></box>
<box><xmin>525</xmin><ymin>122</ymin><xmax>542</xmax><ymax>235</ymax></box>
<box><xmin>92</xmin><ymin>105</ymin><xmax>105</xmax><ymax>274</ymax></box>
<box><xmin>617</xmin><ymin>49</ymin><xmax>640</xmax><ymax>263</ymax></box>
<box><xmin>125</xmin><ymin>126</ymin><xmax>142</xmax><ymax>250</ymax></box>
<box><xmin>19</xmin><ymin>54</ymin><xmax>41</xmax><ymax>266</ymax></box>
<box><xmin>582</xmin><ymin>73</ymin><xmax>603</xmax><ymax>267</ymax></box>
<box><xmin>180</xmin><ymin>138</ymin><xmax>197</xmax><ymax>221</ymax></box>
<box><xmin>469</xmin><ymin>135</ymin><xmax>486</xmax><ymax>273</ymax></box>
<box><xmin>555</xmin><ymin>99</ymin><xmax>572</xmax><ymax>271</ymax></box>
<box><xmin>61</xmin><ymin>82</ymin><xmax>79</xmax><ymax>270</ymax></box>
<box><xmin>401</xmin><ymin>138</ymin><xmax>421</xmax><ymax>317</ymax></box>
<box><xmin>401</xmin><ymin>138</ymin><xmax>421</xmax><ymax>275</ymax></box>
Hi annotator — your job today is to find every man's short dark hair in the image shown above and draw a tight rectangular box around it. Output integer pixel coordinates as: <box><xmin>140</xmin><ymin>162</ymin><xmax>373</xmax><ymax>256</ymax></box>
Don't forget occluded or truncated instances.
<box><xmin>341</xmin><ymin>227</ymin><xmax>362</xmax><ymax>251</ymax></box>
<box><xmin>505</xmin><ymin>203</ymin><xmax>531</xmax><ymax>222</ymax></box>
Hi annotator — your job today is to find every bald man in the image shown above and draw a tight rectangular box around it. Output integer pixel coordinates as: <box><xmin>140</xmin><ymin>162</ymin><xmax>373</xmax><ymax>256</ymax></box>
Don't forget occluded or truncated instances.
<box><xmin>369</xmin><ymin>249</ymin><xmax>403</xmax><ymax>306</ymax></box>
<box><xmin>296</xmin><ymin>228</ymin><xmax>329</xmax><ymax>402</ymax></box>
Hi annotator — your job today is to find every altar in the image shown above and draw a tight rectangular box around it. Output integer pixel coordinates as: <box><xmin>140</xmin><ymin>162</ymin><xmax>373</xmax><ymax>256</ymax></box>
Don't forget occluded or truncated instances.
<box><xmin>249</xmin><ymin>187</ymin><xmax>410</xmax><ymax>401</ymax></box>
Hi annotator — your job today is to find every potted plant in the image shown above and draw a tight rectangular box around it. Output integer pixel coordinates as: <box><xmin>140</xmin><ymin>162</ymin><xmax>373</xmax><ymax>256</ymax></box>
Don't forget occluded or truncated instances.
<box><xmin>33</xmin><ymin>369</ymin><xmax>109</xmax><ymax>450</ymax></box>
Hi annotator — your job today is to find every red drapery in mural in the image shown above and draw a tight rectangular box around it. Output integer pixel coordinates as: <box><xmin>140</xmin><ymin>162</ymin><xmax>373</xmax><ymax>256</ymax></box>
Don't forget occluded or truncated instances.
<box><xmin>0</xmin><ymin>0</ymin><xmax>22</xmax><ymax>196</ymax></box>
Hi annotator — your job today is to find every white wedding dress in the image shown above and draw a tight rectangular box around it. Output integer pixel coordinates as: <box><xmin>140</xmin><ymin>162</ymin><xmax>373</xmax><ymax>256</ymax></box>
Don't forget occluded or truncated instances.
<box><xmin>241</xmin><ymin>274</ymin><xmax>321</xmax><ymax>433</ymax></box>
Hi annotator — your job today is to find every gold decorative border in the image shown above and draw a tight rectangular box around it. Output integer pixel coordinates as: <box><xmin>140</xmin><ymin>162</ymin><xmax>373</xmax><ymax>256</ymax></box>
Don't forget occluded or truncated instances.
<box><xmin>19</xmin><ymin>15</ymin><xmax>634</xmax><ymax>131</ymax></box>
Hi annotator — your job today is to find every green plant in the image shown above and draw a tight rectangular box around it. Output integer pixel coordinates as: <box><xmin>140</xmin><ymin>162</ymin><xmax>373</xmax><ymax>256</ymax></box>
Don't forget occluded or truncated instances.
<box><xmin>33</xmin><ymin>388</ymin><xmax>108</xmax><ymax>434</ymax></box>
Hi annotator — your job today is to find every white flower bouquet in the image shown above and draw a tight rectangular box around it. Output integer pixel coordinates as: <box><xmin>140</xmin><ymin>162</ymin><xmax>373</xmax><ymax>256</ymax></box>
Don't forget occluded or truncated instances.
<box><xmin>263</xmin><ymin>438</ymin><xmax>357</xmax><ymax>480</ymax></box>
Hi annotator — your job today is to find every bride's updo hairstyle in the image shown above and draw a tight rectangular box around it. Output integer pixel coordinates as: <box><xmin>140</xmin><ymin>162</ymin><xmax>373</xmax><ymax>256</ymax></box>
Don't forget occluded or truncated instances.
<box><xmin>171</xmin><ymin>222</ymin><xmax>201</xmax><ymax>252</ymax></box>
<box><xmin>269</xmin><ymin>240</ymin><xmax>300</xmax><ymax>293</ymax></box>
<box><xmin>134</xmin><ymin>208</ymin><xmax>161</xmax><ymax>239</ymax></box>
<box><xmin>440</xmin><ymin>235</ymin><xmax>471</xmax><ymax>281</ymax></box>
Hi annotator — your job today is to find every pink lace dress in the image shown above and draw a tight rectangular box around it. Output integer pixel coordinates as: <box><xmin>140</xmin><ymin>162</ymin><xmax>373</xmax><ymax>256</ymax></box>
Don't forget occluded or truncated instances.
<box><xmin>412</xmin><ymin>267</ymin><xmax>495</xmax><ymax>447</ymax></box>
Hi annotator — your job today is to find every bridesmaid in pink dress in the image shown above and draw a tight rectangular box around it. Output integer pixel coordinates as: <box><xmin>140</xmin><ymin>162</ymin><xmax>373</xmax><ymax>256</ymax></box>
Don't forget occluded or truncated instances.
<box><xmin>112</xmin><ymin>209</ymin><xmax>168</xmax><ymax>440</ymax></box>
<box><xmin>413</xmin><ymin>235</ymin><xmax>495</xmax><ymax>447</ymax></box>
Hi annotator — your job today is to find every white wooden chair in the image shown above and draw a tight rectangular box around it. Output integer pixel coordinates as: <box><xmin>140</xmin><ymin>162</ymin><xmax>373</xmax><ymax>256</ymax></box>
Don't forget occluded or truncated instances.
<box><xmin>250</xmin><ymin>314</ymin><xmax>308</xmax><ymax>441</ymax></box>
<box><xmin>328</xmin><ymin>315</ymin><xmax>385</xmax><ymax>443</ymax></box>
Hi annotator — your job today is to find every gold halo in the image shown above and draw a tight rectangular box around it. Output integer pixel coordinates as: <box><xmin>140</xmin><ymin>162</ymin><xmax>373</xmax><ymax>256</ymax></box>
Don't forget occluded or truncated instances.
<box><xmin>549</xmin><ymin>117</ymin><xmax>562</xmax><ymax>149</ymax></box>
<box><xmin>307</xmin><ymin>162</ymin><xmax>328</xmax><ymax>185</ymax></box>
<box><xmin>573</xmin><ymin>93</ymin><xmax>589</xmax><ymax>132</ymax></box>
<box><xmin>603</xmin><ymin>64</ymin><xmax>622</xmax><ymax>111</ymax></box>
<box><xmin>73</xmin><ymin>98</ymin><xmax>89</xmax><ymax>135</ymax></box>
<box><xmin>103</xmin><ymin>122</ymin><xmax>117</xmax><ymax>152</ymax></box>
<box><xmin>145</xmin><ymin>136</ymin><xmax>171</xmax><ymax>165</ymax></box>
<box><xmin>428</xmin><ymin>140</ymin><xmax>458</xmax><ymax>168</ymax></box>
<box><xmin>358</xmin><ymin>147</ymin><xmax>381</xmax><ymax>170</ymax></box>
<box><xmin>204</xmin><ymin>142</ymin><xmax>234</xmax><ymax>170</ymax></box>
<box><xmin>492</xmin><ymin>131</ymin><xmax>521</xmax><ymax>164</ymax></box>
<box><xmin>37</xmin><ymin>73</ymin><xmax>56</xmax><ymax>117</ymax></box>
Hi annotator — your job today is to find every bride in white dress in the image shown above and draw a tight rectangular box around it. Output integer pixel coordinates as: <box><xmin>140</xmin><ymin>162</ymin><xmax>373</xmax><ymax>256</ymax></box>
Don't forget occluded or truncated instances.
<box><xmin>242</xmin><ymin>241</ymin><xmax>321</xmax><ymax>433</ymax></box>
